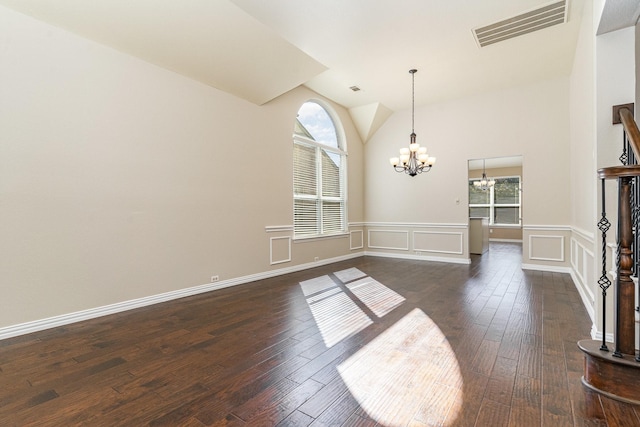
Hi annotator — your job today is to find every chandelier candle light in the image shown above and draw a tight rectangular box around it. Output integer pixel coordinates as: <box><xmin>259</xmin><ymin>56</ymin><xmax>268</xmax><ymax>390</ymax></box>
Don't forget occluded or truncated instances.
<box><xmin>474</xmin><ymin>159</ymin><xmax>495</xmax><ymax>191</ymax></box>
<box><xmin>389</xmin><ymin>69</ymin><xmax>436</xmax><ymax>176</ymax></box>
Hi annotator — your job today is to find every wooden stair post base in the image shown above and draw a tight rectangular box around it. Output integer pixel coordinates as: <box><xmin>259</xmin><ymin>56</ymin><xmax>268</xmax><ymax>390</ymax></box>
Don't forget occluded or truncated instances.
<box><xmin>578</xmin><ymin>339</ymin><xmax>640</xmax><ymax>405</ymax></box>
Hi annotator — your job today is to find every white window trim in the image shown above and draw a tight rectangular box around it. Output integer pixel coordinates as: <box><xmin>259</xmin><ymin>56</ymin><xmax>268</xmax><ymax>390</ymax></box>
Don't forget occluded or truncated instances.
<box><xmin>293</xmin><ymin>103</ymin><xmax>348</xmax><ymax>239</ymax></box>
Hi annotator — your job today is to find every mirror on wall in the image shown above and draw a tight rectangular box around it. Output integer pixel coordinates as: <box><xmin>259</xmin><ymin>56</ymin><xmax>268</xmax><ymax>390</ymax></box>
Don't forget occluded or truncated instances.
<box><xmin>468</xmin><ymin>156</ymin><xmax>523</xmax><ymax>250</ymax></box>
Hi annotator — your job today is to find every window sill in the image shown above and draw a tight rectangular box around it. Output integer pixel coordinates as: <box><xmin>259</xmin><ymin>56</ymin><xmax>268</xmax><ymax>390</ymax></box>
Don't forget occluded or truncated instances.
<box><xmin>293</xmin><ymin>232</ymin><xmax>349</xmax><ymax>242</ymax></box>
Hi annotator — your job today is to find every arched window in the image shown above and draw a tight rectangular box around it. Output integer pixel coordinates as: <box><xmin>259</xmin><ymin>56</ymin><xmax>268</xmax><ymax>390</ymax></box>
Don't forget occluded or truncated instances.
<box><xmin>293</xmin><ymin>101</ymin><xmax>347</xmax><ymax>237</ymax></box>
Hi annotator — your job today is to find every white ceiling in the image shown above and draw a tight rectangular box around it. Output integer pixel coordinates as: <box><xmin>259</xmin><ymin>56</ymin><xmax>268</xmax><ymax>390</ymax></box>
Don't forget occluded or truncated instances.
<box><xmin>597</xmin><ymin>0</ymin><xmax>640</xmax><ymax>35</ymax></box>
<box><xmin>233</xmin><ymin>0</ymin><xmax>586</xmax><ymax>111</ymax></box>
<box><xmin>0</xmin><ymin>0</ymin><xmax>591</xmax><ymax>114</ymax></box>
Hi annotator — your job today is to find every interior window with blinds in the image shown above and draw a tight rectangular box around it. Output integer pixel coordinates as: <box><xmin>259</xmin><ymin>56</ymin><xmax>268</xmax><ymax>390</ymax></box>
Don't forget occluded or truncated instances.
<box><xmin>469</xmin><ymin>176</ymin><xmax>521</xmax><ymax>225</ymax></box>
<box><xmin>293</xmin><ymin>101</ymin><xmax>346</xmax><ymax>237</ymax></box>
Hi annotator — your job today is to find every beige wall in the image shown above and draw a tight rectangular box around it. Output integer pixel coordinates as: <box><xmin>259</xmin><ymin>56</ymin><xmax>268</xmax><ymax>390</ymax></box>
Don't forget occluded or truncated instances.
<box><xmin>2</xmin><ymin>1</ymin><xmax>630</xmax><ymax>337</ymax></box>
<box><xmin>366</xmin><ymin>78</ymin><xmax>570</xmax><ymax>226</ymax></box>
<box><xmin>468</xmin><ymin>165</ymin><xmax>521</xmax><ymax>180</ymax></box>
<box><xmin>488</xmin><ymin>227</ymin><xmax>522</xmax><ymax>241</ymax></box>
<box><xmin>569</xmin><ymin>0</ymin><xmax>598</xmax><ymax>324</ymax></box>
<box><xmin>365</xmin><ymin>76</ymin><xmax>571</xmax><ymax>266</ymax></box>
<box><xmin>0</xmin><ymin>7</ymin><xmax>364</xmax><ymax>330</ymax></box>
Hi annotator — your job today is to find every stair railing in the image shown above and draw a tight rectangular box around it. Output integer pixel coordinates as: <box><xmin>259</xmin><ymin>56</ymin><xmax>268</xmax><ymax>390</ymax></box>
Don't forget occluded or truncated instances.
<box><xmin>597</xmin><ymin>104</ymin><xmax>639</xmax><ymax>360</ymax></box>
<box><xmin>579</xmin><ymin>104</ymin><xmax>640</xmax><ymax>405</ymax></box>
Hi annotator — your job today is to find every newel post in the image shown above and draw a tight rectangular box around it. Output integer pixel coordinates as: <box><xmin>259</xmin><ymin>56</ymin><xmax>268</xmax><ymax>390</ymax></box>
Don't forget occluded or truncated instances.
<box><xmin>614</xmin><ymin>176</ymin><xmax>636</xmax><ymax>357</ymax></box>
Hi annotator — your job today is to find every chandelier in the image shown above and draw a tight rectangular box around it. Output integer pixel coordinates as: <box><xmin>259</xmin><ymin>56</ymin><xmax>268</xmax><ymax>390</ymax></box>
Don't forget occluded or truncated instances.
<box><xmin>389</xmin><ymin>69</ymin><xmax>435</xmax><ymax>177</ymax></box>
<box><xmin>474</xmin><ymin>159</ymin><xmax>495</xmax><ymax>191</ymax></box>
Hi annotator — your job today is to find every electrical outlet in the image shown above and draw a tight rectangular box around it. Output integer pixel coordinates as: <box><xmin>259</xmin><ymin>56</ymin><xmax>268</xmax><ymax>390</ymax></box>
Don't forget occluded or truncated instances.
<box><xmin>314</xmin><ymin>257</ymin><xmax>319</xmax><ymax>262</ymax></box>
<box><xmin>211</xmin><ymin>275</ymin><xmax>219</xmax><ymax>283</ymax></box>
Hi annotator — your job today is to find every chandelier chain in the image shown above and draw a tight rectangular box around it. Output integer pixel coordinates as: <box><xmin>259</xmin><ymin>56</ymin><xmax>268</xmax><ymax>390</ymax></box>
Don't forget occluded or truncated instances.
<box><xmin>411</xmin><ymin>69</ymin><xmax>415</xmax><ymax>134</ymax></box>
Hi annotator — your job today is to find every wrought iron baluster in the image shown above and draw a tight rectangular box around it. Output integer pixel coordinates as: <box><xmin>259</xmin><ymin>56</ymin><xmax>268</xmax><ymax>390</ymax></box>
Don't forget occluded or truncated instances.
<box><xmin>598</xmin><ymin>178</ymin><xmax>612</xmax><ymax>352</ymax></box>
<box><xmin>622</xmin><ymin>128</ymin><xmax>640</xmax><ymax>362</ymax></box>
<box><xmin>620</xmin><ymin>136</ymin><xmax>628</xmax><ymax>165</ymax></box>
<box><xmin>625</xmin><ymin>131</ymin><xmax>640</xmax><ymax>279</ymax></box>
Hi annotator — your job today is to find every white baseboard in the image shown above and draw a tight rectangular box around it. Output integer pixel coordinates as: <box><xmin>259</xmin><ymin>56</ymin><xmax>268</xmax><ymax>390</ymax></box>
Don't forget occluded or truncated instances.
<box><xmin>521</xmin><ymin>263</ymin><xmax>572</xmax><ymax>274</ymax></box>
<box><xmin>0</xmin><ymin>251</ymin><xmax>365</xmax><ymax>340</ymax></box>
<box><xmin>570</xmin><ymin>269</ymin><xmax>596</xmax><ymax>324</ymax></box>
<box><xmin>0</xmin><ymin>251</ymin><xmax>597</xmax><ymax>341</ymax></box>
<box><xmin>591</xmin><ymin>324</ymin><xmax>615</xmax><ymax>343</ymax></box>
<box><xmin>489</xmin><ymin>238</ymin><xmax>523</xmax><ymax>243</ymax></box>
<box><xmin>364</xmin><ymin>251</ymin><xmax>471</xmax><ymax>265</ymax></box>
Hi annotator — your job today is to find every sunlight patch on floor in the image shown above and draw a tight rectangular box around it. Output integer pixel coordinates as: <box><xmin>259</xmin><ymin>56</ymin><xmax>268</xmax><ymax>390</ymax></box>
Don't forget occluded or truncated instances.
<box><xmin>300</xmin><ymin>268</ymin><xmax>405</xmax><ymax>348</ymax></box>
<box><xmin>301</xmin><ymin>276</ymin><xmax>373</xmax><ymax>347</ymax></box>
<box><xmin>337</xmin><ymin>308</ymin><xmax>463</xmax><ymax>426</ymax></box>
<box><xmin>299</xmin><ymin>275</ymin><xmax>337</xmax><ymax>296</ymax></box>
<box><xmin>347</xmin><ymin>277</ymin><xmax>405</xmax><ymax>317</ymax></box>
<box><xmin>334</xmin><ymin>267</ymin><xmax>367</xmax><ymax>283</ymax></box>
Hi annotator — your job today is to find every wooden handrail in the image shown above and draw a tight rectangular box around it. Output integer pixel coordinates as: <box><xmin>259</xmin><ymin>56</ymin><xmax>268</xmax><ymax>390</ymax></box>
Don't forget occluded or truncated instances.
<box><xmin>598</xmin><ymin>164</ymin><xmax>640</xmax><ymax>179</ymax></box>
<box><xmin>620</xmin><ymin>107</ymin><xmax>640</xmax><ymax>160</ymax></box>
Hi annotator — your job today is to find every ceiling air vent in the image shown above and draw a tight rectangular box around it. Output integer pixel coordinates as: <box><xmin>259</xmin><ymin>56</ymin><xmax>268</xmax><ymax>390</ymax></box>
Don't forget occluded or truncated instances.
<box><xmin>473</xmin><ymin>0</ymin><xmax>568</xmax><ymax>48</ymax></box>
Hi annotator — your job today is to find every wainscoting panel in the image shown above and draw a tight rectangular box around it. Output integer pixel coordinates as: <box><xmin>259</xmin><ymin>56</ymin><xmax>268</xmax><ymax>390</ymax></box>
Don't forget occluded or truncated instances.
<box><xmin>571</xmin><ymin>239</ymin><xmax>579</xmax><ymax>269</ymax></box>
<box><xmin>270</xmin><ymin>236</ymin><xmax>291</xmax><ymax>265</ymax></box>
<box><xmin>529</xmin><ymin>235</ymin><xmax>565</xmax><ymax>262</ymax></box>
<box><xmin>570</xmin><ymin>233</ymin><xmax>596</xmax><ymax>323</ymax></box>
<box><xmin>350</xmin><ymin>230</ymin><xmax>364</xmax><ymax>250</ymax></box>
<box><xmin>364</xmin><ymin>223</ymin><xmax>469</xmax><ymax>264</ymax></box>
<box><xmin>413</xmin><ymin>231</ymin><xmax>464</xmax><ymax>255</ymax></box>
<box><xmin>368</xmin><ymin>230</ymin><xmax>409</xmax><ymax>251</ymax></box>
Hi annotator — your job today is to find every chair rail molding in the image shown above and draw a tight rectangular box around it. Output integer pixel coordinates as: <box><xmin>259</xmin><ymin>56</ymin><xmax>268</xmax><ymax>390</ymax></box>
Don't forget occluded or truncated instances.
<box><xmin>572</xmin><ymin>226</ymin><xmax>596</xmax><ymax>242</ymax></box>
<box><xmin>365</xmin><ymin>221</ymin><xmax>468</xmax><ymax>229</ymax></box>
<box><xmin>264</xmin><ymin>225</ymin><xmax>294</xmax><ymax>233</ymax></box>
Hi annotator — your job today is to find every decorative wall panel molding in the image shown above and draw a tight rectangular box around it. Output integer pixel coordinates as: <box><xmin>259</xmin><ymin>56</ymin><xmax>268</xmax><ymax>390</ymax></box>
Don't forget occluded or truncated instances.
<box><xmin>350</xmin><ymin>230</ymin><xmax>364</xmax><ymax>250</ymax></box>
<box><xmin>529</xmin><ymin>234</ymin><xmax>565</xmax><ymax>262</ymax></box>
<box><xmin>570</xmin><ymin>236</ymin><xmax>595</xmax><ymax>323</ymax></box>
<box><xmin>367</xmin><ymin>230</ymin><xmax>409</xmax><ymax>251</ymax></box>
<box><xmin>413</xmin><ymin>231</ymin><xmax>464</xmax><ymax>255</ymax></box>
<box><xmin>270</xmin><ymin>236</ymin><xmax>291</xmax><ymax>265</ymax></box>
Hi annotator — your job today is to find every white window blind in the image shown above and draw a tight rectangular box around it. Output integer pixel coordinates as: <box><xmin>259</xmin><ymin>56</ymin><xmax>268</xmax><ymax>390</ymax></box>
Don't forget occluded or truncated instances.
<box><xmin>293</xmin><ymin>102</ymin><xmax>346</xmax><ymax>237</ymax></box>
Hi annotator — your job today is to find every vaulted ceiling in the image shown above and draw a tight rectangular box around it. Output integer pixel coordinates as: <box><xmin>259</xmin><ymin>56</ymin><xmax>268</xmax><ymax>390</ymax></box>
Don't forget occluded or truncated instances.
<box><xmin>0</xmin><ymin>0</ymin><xmax>622</xmax><ymax>142</ymax></box>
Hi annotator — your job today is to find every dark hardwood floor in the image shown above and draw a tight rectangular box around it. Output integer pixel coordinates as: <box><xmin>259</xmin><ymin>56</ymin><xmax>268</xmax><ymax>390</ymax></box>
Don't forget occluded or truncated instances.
<box><xmin>1</xmin><ymin>242</ymin><xmax>639</xmax><ymax>426</ymax></box>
